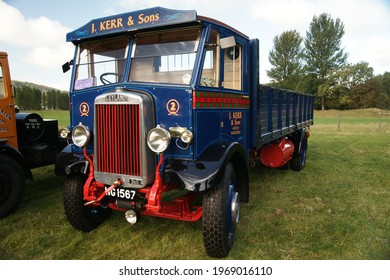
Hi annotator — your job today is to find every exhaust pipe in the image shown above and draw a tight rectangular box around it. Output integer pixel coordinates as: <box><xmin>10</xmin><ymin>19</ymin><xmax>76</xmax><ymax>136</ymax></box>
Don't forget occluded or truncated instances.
<box><xmin>125</xmin><ymin>210</ymin><xmax>138</xmax><ymax>225</ymax></box>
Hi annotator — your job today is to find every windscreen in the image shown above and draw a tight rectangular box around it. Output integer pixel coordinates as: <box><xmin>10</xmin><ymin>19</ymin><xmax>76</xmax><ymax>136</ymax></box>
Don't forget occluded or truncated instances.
<box><xmin>129</xmin><ymin>27</ymin><xmax>201</xmax><ymax>85</ymax></box>
<box><xmin>74</xmin><ymin>37</ymin><xmax>128</xmax><ymax>90</ymax></box>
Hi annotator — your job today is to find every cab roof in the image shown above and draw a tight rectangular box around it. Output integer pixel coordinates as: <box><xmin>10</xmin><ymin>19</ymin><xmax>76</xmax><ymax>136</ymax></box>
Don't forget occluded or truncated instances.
<box><xmin>67</xmin><ymin>6</ymin><xmax>248</xmax><ymax>42</ymax></box>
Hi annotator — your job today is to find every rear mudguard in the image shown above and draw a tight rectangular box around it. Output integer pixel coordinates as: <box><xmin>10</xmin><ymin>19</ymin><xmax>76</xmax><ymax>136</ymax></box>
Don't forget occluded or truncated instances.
<box><xmin>164</xmin><ymin>141</ymin><xmax>249</xmax><ymax>202</ymax></box>
<box><xmin>0</xmin><ymin>143</ymin><xmax>33</xmax><ymax>180</ymax></box>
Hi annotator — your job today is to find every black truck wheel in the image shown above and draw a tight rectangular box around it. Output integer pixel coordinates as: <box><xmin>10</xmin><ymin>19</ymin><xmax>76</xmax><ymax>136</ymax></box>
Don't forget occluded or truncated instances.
<box><xmin>202</xmin><ymin>162</ymin><xmax>240</xmax><ymax>258</ymax></box>
<box><xmin>63</xmin><ymin>173</ymin><xmax>111</xmax><ymax>232</ymax></box>
<box><xmin>0</xmin><ymin>155</ymin><xmax>25</xmax><ymax>218</ymax></box>
<box><xmin>290</xmin><ymin>130</ymin><xmax>308</xmax><ymax>171</ymax></box>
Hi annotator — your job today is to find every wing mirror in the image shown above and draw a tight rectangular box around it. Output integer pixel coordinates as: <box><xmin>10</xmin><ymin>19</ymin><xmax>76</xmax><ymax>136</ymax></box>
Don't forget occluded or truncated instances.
<box><xmin>220</xmin><ymin>36</ymin><xmax>236</xmax><ymax>49</ymax></box>
<box><xmin>62</xmin><ymin>60</ymin><xmax>73</xmax><ymax>73</ymax></box>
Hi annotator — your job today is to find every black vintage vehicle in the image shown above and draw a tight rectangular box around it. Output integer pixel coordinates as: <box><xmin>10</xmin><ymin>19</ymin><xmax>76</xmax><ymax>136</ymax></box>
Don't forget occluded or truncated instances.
<box><xmin>0</xmin><ymin>51</ymin><xmax>67</xmax><ymax>217</ymax></box>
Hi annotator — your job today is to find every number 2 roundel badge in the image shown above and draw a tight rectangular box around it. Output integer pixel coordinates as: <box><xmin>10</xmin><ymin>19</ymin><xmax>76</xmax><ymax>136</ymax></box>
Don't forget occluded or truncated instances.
<box><xmin>80</xmin><ymin>102</ymin><xmax>90</xmax><ymax>116</ymax></box>
<box><xmin>166</xmin><ymin>99</ymin><xmax>180</xmax><ymax>116</ymax></box>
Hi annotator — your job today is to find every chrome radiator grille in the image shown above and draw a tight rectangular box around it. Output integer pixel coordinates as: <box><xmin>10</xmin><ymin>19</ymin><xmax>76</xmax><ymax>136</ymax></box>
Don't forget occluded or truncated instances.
<box><xmin>95</xmin><ymin>104</ymin><xmax>142</xmax><ymax>176</ymax></box>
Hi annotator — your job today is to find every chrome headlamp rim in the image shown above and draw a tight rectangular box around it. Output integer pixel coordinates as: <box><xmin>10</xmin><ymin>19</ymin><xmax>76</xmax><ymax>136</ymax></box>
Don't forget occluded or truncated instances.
<box><xmin>147</xmin><ymin>125</ymin><xmax>171</xmax><ymax>154</ymax></box>
<box><xmin>72</xmin><ymin>123</ymin><xmax>91</xmax><ymax>148</ymax></box>
<box><xmin>59</xmin><ymin>127</ymin><xmax>71</xmax><ymax>139</ymax></box>
<box><xmin>181</xmin><ymin>130</ymin><xmax>193</xmax><ymax>144</ymax></box>
<box><xmin>169</xmin><ymin>126</ymin><xmax>193</xmax><ymax>144</ymax></box>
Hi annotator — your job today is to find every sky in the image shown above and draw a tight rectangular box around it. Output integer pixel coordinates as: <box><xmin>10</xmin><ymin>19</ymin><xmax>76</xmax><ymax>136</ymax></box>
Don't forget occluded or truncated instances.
<box><xmin>1</xmin><ymin>0</ymin><xmax>390</xmax><ymax>91</ymax></box>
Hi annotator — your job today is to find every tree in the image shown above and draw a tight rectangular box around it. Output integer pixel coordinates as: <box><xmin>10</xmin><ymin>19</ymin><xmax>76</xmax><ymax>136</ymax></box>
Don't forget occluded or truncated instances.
<box><xmin>267</xmin><ymin>30</ymin><xmax>303</xmax><ymax>90</ymax></box>
<box><xmin>31</xmin><ymin>88</ymin><xmax>42</xmax><ymax>110</ymax></box>
<box><xmin>57</xmin><ymin>91</ymin><xmax>69</xmax><ymax>110</ymax></box>
<box><xmin>335</xmin><ymin>62</ymin><xmax>374</xmax><ymax>89</ymax></box>
<box><xmin>303</xmin><ymin>13</ymin><xmax>348</xmax><ymax>110</ymax></box>
<box><xmin>43</xmin><ymin>89</ymin><xmax>69</xmax><ymax>110</ymax></box>
<box><xmin>15</xmin><ymin>86</ymin><xmax>39</xmax><ymax>110</ymax></box>
<box><xmin>15</xmin><ymin>85</ymin><xmax>69</xmax><ymax>110</ymax></box>
<box><xmin>349</xmin><ymin>73</ymin><xmax>390</xmax><ymax>109</ymax></box>
<box><xmin>321</xmin><ymin>62</ymin><xmax>374</xmax><ymax>109</ymax></box>
<box><xmin>46</xmin><ymin>90</ymin><xmax>57</xmax><ymax>109</ymax></box>
<box><xmin>381</xmin><ymin>72</ymin><xmax>390</xmax><ymax>101</ymax></box>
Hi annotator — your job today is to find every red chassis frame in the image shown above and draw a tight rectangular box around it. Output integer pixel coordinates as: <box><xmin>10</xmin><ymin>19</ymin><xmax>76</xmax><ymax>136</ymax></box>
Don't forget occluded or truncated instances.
<box><xmin>82</xmin><ymin>149</ymin><xmax>203</xmax><ymax>222</ymax></box>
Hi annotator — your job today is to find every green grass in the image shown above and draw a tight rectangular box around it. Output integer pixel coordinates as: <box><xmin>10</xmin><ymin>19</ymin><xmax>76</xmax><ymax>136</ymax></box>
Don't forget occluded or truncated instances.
<box><xmin>32</xmin><ymin>110</ymin><xmax>70</xmax><ymax>128</ymax></box>
<box><xmin>314</xmin><ymin>108</ymin><xmax>390</xmax><ymax>125</ymax></box>
<box><xmin>1</xmin><ymin>109</ymin><xmax>389</xmax><ymax>259</ymax></box>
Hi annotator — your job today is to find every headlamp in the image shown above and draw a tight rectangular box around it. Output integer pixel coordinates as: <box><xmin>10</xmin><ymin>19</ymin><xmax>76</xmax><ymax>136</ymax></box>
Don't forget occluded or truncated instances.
<box><xmin>72</xmin><ymin>123</ymin><xmax>91</xmax><ymax>148</ymax></box>
<box><xmin>147</xmin><ymin>125</ymin><xmax>171</xmax><ymax>154</ymax></box>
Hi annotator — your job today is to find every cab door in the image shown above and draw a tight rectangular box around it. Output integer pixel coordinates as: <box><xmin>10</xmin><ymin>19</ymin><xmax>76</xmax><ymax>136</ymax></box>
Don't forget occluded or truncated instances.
<box><xmin>0</xmin><ymin>52</ymin><xmax>18</xmax><ymax>149</ymax></box>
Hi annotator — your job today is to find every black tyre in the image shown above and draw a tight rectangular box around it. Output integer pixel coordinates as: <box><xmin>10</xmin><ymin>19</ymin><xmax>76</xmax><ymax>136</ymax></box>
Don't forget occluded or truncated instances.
<box><xmin>202</xmin><ymin>162</ymin><xmax>240</xmax><ymax>258</ymax></box>
<box><xmin>290</xmin><ymin>130</ymin><xmax>308</xmax><ymax>171</ymax></box>
<box><xmin>0</xmin><ymin>155</ymin><xmax>25</xmax><ymax>218</ymax></box>
<box><xmin>63</xmin><ymin>173</ymin><xmax>111</xmax><ymax>232</ymax></box>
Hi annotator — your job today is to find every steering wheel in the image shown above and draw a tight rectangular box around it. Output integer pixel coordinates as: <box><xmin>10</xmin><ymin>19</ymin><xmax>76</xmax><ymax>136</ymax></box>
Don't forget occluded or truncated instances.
<box><xmin>100</xmin><ymin>73</ymin><xmax>122</xmax><ymax>85</ymax></box>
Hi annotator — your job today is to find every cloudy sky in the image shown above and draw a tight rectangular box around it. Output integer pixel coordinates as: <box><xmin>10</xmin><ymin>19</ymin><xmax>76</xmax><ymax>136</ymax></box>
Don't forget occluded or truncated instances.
<box><xmin>1</xmin><ymin>0</ymin><xmax>389</xmax><ymax>90</ymax></box>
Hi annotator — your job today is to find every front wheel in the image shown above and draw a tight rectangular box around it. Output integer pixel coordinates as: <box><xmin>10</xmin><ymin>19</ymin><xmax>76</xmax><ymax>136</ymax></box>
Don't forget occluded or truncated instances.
<box><xmin>0</xmin><ymin>155</ymin><xmax>25</xmax><ymax>218</ymax></box>
<box><xmin>63</xmin><ymin>173</ymin><xmax>111</xmax><ymax>232</ymax></box>
<box><xmin>202</xmin><ymin>162</ymin><xmax>239</xmax><ymax>258</ymax></box>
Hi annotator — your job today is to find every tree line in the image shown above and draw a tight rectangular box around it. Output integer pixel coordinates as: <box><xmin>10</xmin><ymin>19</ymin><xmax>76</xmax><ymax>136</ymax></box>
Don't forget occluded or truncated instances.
<box><xmin>15</xmin><ymin>85</ymin><xmax>69</xmax><ymax>110</ymax></box>
<box><xmin>267</xmin><ymin>13</ymin><xmax>390</xmax><ymax>110</ymax></box>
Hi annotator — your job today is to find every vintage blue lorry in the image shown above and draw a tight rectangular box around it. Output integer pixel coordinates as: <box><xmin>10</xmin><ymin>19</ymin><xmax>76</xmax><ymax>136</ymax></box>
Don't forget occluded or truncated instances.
<box><xmin>56</xmin><ymin>7</ymin><xmax>314</xmax><ymax>258</ymax></box>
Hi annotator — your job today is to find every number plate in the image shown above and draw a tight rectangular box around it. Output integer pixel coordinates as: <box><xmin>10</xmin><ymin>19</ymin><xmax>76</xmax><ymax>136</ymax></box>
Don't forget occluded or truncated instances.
<box><xmin>104</xmin><ymin>187</ymin><xmax>136</xmax><ymax>200</ymax></box>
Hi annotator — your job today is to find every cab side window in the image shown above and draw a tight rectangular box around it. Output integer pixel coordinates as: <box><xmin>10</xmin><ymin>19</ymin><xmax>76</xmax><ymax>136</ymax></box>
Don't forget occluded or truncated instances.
<box><xmin>199</xmin><ymin>30</ymin><xmax>219</xmax><ymax>87</ymax></box>
<box><xmin>0</xmin><ymin>65</ymin><xmax>5</xmax><ymax>99</ymax></box>
<box><xmin>223</xmin><ymin>43</ymin><xmax>242</xmax><ymax>91</ymax></box>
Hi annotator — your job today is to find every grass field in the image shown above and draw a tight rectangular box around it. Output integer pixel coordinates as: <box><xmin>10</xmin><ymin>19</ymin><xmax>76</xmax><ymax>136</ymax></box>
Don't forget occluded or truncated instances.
<box><xmin>0</xmin><ymin>109</ymin><xmax>389</xmax><ymax>259</ymax></box>
<box><xmin>33</xmin><ymin>110</ymin><xmax>70</xmax><ymax>128</ymax></box>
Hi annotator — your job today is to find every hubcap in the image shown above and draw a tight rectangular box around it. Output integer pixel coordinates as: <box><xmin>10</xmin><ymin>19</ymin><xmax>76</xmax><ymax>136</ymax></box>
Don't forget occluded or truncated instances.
<box><xmin>300</xmin><ymin>139</ymin><xmax>307</xmax><ymax>167</ymax></box>
<box><xmin>231</xmin><ymin>191</ymin><xmax>240</xmax><ymax>225</ymax></box>
<box><xmin>226</xmin><ymin>183</ymin><xmax>239</xmax><ymax>245</ymax></box>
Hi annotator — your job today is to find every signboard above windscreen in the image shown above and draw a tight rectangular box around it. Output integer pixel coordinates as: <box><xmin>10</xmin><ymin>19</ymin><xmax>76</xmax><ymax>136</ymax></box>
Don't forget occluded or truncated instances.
<box><xmin>67</xmin><ymin>7</ymin><xmax>198</xmax><ymax>42</ymax></box>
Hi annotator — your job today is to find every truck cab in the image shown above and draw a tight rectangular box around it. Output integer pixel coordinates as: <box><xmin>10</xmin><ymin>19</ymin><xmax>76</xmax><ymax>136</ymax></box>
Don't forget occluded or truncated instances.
<box><xmin>0</xmin><ymin>51</ymin><xmax>28</xmax><ymax>218</ymax></box>
<box><xmin>0</xmin><ymin>52</ymin><xmax>18</xmax><ymax>149</ymax></box>
<box><xmin>58</xmin><ymin>7</ymin><xmax>313</xmax><ymax>258</ymax></box>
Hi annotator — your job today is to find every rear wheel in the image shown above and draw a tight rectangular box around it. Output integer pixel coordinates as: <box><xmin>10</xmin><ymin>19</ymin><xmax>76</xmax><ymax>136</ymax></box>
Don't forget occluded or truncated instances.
<box><xmin>63</xmin><ymin>173</ymin><xmax>111</xmax><ymax>232</ymax></box>
<box><xmin>202</xmin><ymin>162</ymin><xmax>239</xmax><ymax>258</ymax></box>
<box><xmin>290</xmin><ymin>130</ymin><xmax>308</xmax><ymax>171</ymax></box>
<box><xmin>0</xmin><ymin>155</ymin><xmax>25</xmax><ymax>218</ymax></box>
